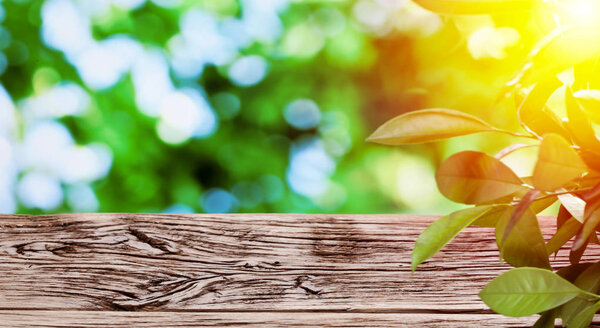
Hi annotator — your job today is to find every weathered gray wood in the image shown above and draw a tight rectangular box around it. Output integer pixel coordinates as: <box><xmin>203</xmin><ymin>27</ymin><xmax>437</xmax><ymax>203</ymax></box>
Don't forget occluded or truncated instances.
<box><xmin>0</xmin><ymin>311</ymin><xmax>570</xmax><ymax>327</ymax></box>
<box><xmin>0</xmin><ymin>214</ymin><xmax>598</xmax><ymax>327</ymax></box>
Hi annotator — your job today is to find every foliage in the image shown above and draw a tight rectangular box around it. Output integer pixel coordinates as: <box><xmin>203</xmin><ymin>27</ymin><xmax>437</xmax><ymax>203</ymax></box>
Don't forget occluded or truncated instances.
<box><xmin>369</xmin><ymin>0</ymin><xmax>600</xmax><ymax>325</ymax></box>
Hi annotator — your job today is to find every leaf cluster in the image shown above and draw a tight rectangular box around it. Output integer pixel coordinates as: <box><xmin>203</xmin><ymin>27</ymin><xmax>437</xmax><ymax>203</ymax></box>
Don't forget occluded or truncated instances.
<box><xmin>368</xmin><ymin>0</ymin><xmax>600</xmax><ymax>325</ymax></box>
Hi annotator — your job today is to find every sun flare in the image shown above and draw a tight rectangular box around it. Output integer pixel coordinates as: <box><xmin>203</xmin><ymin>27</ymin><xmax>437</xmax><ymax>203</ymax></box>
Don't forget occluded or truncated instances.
<box><xmin>559</xmin><ymin>0</ymin><xmax>600</xmax><ymax>24</ymax></box>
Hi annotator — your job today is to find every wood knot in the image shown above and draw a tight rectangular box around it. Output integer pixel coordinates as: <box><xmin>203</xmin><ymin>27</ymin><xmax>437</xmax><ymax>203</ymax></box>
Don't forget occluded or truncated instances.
<box><xmin>294</xmin><ymin>275</ymin><xmax>322</xmax><ymax>296</ymax></box>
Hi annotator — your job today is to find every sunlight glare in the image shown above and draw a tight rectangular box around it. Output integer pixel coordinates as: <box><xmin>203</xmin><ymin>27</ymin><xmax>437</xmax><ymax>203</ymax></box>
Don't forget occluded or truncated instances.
<box><xmin>563</xmin><ymin>0</ymin><xmax>600</xmax><ymax>24</ymax></box>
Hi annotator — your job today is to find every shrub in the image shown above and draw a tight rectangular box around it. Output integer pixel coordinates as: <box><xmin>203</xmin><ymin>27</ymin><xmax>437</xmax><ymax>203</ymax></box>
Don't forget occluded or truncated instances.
<box><xmin>369</xmin><ymin>0</ymin><xmax>600</xmax><ymax>326</ymax></box>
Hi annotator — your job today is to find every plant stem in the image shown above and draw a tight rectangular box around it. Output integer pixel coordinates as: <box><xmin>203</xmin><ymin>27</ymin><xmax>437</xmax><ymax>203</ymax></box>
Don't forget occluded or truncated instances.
<box><xmin>494</xmin><ymin>128</ymin><xmax>539</xmax><ymax>140</ymax></box>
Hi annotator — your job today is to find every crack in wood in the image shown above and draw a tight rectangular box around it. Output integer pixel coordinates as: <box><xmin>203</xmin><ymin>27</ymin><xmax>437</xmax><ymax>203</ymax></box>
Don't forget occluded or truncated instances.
<box><xmin>127</xmin><ymin>227</ymin><xmax>178</xmax><ymax>255</ymax></box>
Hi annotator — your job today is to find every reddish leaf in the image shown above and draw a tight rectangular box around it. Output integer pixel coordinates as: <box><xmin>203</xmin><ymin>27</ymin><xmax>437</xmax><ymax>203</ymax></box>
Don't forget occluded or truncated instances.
<box><xmin>471</xmin><ymin>196</ymin><xmax>555</xmax><ymax>227</ymax></box>
<box><xmin>579</xmin><ymin>150</ymin><xmax>600</xmax><ymax>172</ymax></box>
<box><xmin>570</xmin><ymin>239</ymin><xmax>588</xmax><ymax>265</ymax></box>
<box><xmin>366</xmin><ymin>109</ymin><xmax>497</xmax><ymax>145</ymax></box>
<box><xmin>573</xmin><ymin>199</ymin><xmax>600</xmax><ymax>251</ymax></box>
<box><xmin>557</xmin><ymin>205</ymin><xmax>572</xmax><ymax>230</ymax></box>
<box><xmin>435</xmin><ymin>151</ymin><xmax>527</xmax><ymax>204</ymax></box>
<box><xmin>532</xmin><ymin>134</ymin><xmax>588</xmax><ymax>192</ymax></box>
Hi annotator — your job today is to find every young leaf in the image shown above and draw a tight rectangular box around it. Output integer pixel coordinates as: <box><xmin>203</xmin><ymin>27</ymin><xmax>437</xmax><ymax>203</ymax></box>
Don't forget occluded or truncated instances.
<box><xmin>558</xmin><ymin>193</ymin><xmax>586</xmax><ymax>223</ymax></box>
<box><xmin>546</xmin><ymin>217</ymin><xmax>581</xmax><ymax>257</ymax></box>
<box><xmin>411</xmin><ymin>205</ymin><xmax>492</xmax><ymax>271</ymax></box>
<box><xmin>516</xmin><ymin>77</ymin><xmax>567</xmax><ymax>138</ymax></box>
<box><xmin>496</xmin><ymin>207</ymin><xmax>550</xmax><ymax>269</ymax></box>
<box><xmin>479</xmin><ymin>267</ymin><xmax>585</xmax><ymax>317</ymax></box>
<box><xmin>413</xmin><ymin>0</ymin><xmax>535</xmax><ymax>14</ymax></box>
<box><xmin>531</xmin><ymin>134</ymin><xmax>588</xmax><ymax>192</ymax></box>
<box><xmin>366</xmin><ymin>109</ymin><xmax>498</xmax><ymax>145</ymax></box>
<box><xmin>515</xmin><ymin>26</ymin><xmax>600</xmax><ymax>85</ymax></box>
<box><xmin>573</xmin><ymin>89</ymin><xmax>600</xmax><ymax>124</ymax></box>
<box><xmin>565</xmin><ymin>87</ymin><xmax>600</xmax><ymax>150</ymax></box>
<box><xmin>436</xmin><ymin>151</ymin><xmax>527</xmax><ymax>204</ymax></box>
<box><xmin>561</xmin><ymin>262</ymin><xmax>600</xmax><ymax>326</ymax></box>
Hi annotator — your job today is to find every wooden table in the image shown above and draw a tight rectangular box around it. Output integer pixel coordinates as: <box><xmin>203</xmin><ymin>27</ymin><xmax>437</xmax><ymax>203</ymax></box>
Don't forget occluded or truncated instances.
<box><xmin>0</xmin><ymin>214</ymin><xmax>598</xmax><ymax>327</ymax></box>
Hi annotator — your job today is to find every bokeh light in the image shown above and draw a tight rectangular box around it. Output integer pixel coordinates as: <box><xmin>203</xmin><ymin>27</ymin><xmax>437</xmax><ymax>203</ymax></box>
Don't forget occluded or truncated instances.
<box><xmin>0</xmin><ymin>0</ymin><xmax>556</xmax><ymax>215</ymax></box>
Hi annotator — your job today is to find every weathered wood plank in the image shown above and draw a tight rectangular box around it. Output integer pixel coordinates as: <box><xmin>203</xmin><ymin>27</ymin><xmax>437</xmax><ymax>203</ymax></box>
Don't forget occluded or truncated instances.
<box><xmin>0</xmin><ymin>311</ymin><xmax>568</xmax><ymax>327</ymax></box>
<box><xmin>0</xmin><ymin>214</ymin><xmax>599</xmax><ymax>326</ymax></box>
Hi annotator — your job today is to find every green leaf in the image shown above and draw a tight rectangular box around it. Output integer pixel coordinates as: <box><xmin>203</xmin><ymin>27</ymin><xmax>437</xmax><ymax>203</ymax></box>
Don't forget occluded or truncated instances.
<box><xmin>546</xmin><ymin>217</ymin><xmax>581</xmax><ymax>257</ymax></box>
<box><xmin>412</xmin><ymin>205</ymin><xmax>492</xmax><ymax>271</ymax></box>
<box><xmin>562</xmin><ymin>262</ymin><xmax>600</xmax><ymax>326</ymax></box>
<box><xmin>479</xmin><ymin>267</ymin><xmax>584</xmax><ymax>317</ymax></box>
<box><xmin>566</xmin><ymin>300</ymin><xmax>600</xmax><ymax>328</ymax></box>
<box><xmin>532</xmin><ymin>309</ymin><xmax>556</xmax><ymax>328</ymax></box>
<box><xmin>366</xmin><ymin>109</ymin><xmax>499</xmax><ymax>145</ymax></box>
<box><xmin>530</xmin><ymin>195</ymin><xmax>557</xmax><ymax>214</ymax></box>
<box><xmin>532</xmin><ymin>134</ymin><xmax>588</xmax><ymax>192</ymax></box>
<box><xmin>413</xmin><ymin>0</ymin><xmax>535</xmax><ymax>14</ymax></box>
<box><xmin>500</xmin><ymin>189</ymin><xmax>540</xmax><ymax>249</ymax></box>
<box><xmin>436</xmin><ymin>151</ymin><xmax>527</xmax><ymax>204</ymax></box>
<box><xmin>496</xmin><ymin>208</ymin><xmax>550</xmax><ymax>269</ymax></box>
<box><xmin>472</xmin><ymin>205</ymin><xmax>512</xmax><ymax>227</ymax></box>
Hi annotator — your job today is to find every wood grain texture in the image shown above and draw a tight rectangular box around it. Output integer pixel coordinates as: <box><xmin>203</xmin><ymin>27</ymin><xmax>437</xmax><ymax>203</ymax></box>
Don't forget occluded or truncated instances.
<box><xmin>0</xmin><ymin>213</ymin><xmax>599</xmax><ymax>327</ymax></box>
<box><xmin>0</xmin><ymin>311</ymin><xmax>573</xmax><ymax>327</ymax></box>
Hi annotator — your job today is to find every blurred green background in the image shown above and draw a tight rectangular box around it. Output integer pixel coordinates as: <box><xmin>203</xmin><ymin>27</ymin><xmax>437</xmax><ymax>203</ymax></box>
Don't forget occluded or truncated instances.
<box><xmin>0</xmin><ymin>0</ymin><xmax>534</xmax><ymax>214</ymax></box>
